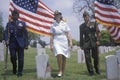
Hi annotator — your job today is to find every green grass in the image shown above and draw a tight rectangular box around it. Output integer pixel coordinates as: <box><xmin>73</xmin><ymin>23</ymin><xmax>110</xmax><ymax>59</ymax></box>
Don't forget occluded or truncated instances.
<box><xmin>0</xmin><ymin>47</ymin><xmax>117</xmax><ymax>80</ymax></box>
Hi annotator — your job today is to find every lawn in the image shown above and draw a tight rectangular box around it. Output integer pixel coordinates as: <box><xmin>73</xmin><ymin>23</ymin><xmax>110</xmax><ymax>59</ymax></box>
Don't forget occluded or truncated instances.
<box><xmin>0</xmin><ymin>47</ymin><xmax>117</xmax><ymax>80</ymax></box>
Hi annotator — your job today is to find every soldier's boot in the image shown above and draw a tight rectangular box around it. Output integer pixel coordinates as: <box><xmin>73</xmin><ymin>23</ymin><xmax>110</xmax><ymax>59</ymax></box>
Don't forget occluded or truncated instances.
<box><xmin>95</xmin><ymin>68</ymin><xmax>100</xmax><ymax>75</ymax></box>
<box><xmin>11</xmin><ymin>57</ymin><xmax>17</xmax><ymax>74</ymax></box>
<box><xmin>17</xmin><ymin>60</ymin><xmax>23</xmax><ymax>77</ymax></box>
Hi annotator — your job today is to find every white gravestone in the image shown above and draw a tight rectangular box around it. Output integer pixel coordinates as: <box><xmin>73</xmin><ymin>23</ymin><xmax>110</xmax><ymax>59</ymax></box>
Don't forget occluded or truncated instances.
<box><xmin>36</xmin><ymin>43</ymin><xmax>51</xmax><ymax>79</ymax></box>
<box><xmin>37</xmin><ymin>43</ymin><xmax>46</xmax><ymax>55</ymax></box>
<box><xmin>115</xmin><ymin>50</ymin><xmax>120</xmax><ymax>80</ymax></box>
<box><xmin>36</xmin><ymin>54</ymin><xmax>51</xmax><ymax>79</ymax></box>
<box><xmin>99</xmin><ymin>46</ymin><xmax>105</xmax><ymax>54</ymax></box>
<box><xmin>116</xmin><ymin>50</ymin><xmax>120</xmax><ymax>64</ymax></box>
<box><xmin>77</xmin><ymin>49</ymin><xmax>85</xmax><ymax>63</ymax></box>
<box><xmin>105</xmin><ymin>46</ymin><xmax>109</xmax><ymax>53</ymax></box>
<box><xmin>0</xmin><ymin>43</ymin><xmax>4</xmax><ymax>61</ymax></box>
<box><xmin>72</xmin><ymin>46</ymin><xmax>78</xmax><ymax>51</ymax></box>
<box><xmin>108</xmin><ymin>46</ymin><xmax>112</xmax><ymax>52</ymax></box>
<box><xmin>105</xmin><ymin>55</ymin><xmax>119</xmax><ymax>80</ymax></box>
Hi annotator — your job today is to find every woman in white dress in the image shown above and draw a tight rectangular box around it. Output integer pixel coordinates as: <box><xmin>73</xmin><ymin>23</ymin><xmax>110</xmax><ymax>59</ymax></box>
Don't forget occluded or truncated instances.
<box><xmin>50</xmin><ymin>10</ymin><xmax>72</xmax><ymax>77</ymax></box>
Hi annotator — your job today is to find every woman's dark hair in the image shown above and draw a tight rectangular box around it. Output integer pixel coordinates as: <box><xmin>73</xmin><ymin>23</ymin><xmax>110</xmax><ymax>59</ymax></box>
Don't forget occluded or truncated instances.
<box><xmin>54</xmin><ymin>10</ymin><xmax>62</xmax><ymax>20</ymax></box>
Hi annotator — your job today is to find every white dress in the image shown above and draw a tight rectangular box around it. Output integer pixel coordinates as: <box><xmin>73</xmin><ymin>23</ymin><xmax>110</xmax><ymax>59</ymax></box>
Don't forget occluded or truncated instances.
<box><xmin>50</xmin><ymin>20</ymin><xmax>70</xmax><ymax>58</ymax></box>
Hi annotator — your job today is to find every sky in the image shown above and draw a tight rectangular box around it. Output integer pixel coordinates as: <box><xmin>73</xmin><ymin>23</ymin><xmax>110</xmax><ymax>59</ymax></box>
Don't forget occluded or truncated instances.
<box><xmin>0</xmin><ymin>0</ymin><xmax>81</xmax><ymax>41</ymax></box>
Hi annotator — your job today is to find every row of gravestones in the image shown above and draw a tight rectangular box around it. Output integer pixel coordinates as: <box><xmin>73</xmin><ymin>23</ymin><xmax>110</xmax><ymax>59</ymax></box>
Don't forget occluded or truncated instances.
<box><xmin>77</xmin><ymin>46</ymin><xmax>117</xmax><ymax>64</ymax></box>
<box><xmin>72</xmin><ymin>46</ymin><xmax>117</xmax><ymax>53</ymax></box>
<box><xmin>99</xmin><ymin>46</ymin><xmax>117</xmax><ymax>54</ymax></box>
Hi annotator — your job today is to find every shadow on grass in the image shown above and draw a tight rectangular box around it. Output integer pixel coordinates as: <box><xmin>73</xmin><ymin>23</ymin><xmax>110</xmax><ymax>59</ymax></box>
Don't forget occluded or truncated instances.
<box><xmin>1</xmin><ymin>68</ymin><xmax>37</xmax><ymax>78</ymax></box>
<box><xmin>1</xmin><ymin>69</ymin><xmax>14</xmax><ymax>80</ymax></box>
<box><xmin>51</xmin><ymin>69</ymin><xmax>58</xmax><ymax>78</ymax></box>
<box><xmin>79</xmin><ymin>71</ymin><xmax>89</xmax><ymax>75</ymax></box>
<box><xmin>79</xmin><ymin>69</ymin><xmax>106</xmax><ymax>76</ymax></box>
<box><xmin>1</xmin><ymin>69</ymin><xmax>13</xmax><ymax>76</ymax></box>
<box><xmin>23</xmin><ymin>68</ymin><xmax>36</xmax><ymax>73</ymax></box>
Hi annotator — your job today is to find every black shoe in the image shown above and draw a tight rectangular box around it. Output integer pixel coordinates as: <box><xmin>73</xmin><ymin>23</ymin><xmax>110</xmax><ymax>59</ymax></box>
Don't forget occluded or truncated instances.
<box><xmin>17</xmin><ymin>73</ymin><xmax>22</xmax><ymax>77</ymax></box>
<box><xmin>96</xmin><ymin>70</ymin><xmax>100</xmax><ymax>75</ymax></box>
<box><xmin>13</xmin><ymin>65</ymin><xmax>17</xmax><ymax>75</ymax></box>
<box><xmin>13</xmin><ymin>71</ymin><xmax>17</xmax><ymax>75</ymax></box>
<box><xmin>89</xmin><ymin>71</ymin><xmax>94</xmax><ymax>76</ymax></box>
<box><xmin>13</xmin><ymin>70</ymin><xmax>17</xmax><ymax>75</ymax></box>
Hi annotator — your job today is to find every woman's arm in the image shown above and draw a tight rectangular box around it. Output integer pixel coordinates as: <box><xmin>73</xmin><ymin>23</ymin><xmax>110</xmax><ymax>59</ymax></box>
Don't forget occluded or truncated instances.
<box><xmin>50</xmin><ymin>35</ymin><xmax>54</xmax><ymax>51</ymax></box>
<box><xmin>66</xmin><ymin>32</ymin><xmax>72</xmax><ymax>49</ymax></box>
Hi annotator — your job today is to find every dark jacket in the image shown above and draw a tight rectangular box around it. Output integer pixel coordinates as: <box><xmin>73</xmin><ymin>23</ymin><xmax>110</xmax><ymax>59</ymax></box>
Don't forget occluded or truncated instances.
<box><xmin>4</xmin><ymin>20</ymin><xmax>28</xmax><ymax>48</ymax></box>
<box><xmin>80</xmin><ymin>22</ymin><xmax>99</xmax><ymax>49</ymax></box>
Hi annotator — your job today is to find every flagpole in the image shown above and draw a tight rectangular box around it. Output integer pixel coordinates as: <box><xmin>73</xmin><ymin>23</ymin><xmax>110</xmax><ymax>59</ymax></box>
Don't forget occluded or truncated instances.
<box><xmin>4</xmin><ymin>46</ymin><xmax>8</xmax><ymax>71</ymax></box>
<box><xmin>3</xmin><ymin>45</ymin><xmax>8</xmax><ymax>80</ymax></box>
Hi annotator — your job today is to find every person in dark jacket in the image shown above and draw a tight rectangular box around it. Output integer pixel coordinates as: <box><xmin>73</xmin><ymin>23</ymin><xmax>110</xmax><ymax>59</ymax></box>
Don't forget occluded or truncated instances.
<box><xmin>4</xmin><ymin>10</ymin><xmax>28</xmax><ymax>77</ymax></box>
<box><xmin>79</xmin><ymin>11</ymin><xmax>100</xmax><ymax>76</ymax></box>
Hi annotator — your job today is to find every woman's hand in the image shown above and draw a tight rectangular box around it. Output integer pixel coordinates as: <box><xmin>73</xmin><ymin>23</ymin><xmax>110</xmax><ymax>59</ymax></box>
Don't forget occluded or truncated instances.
<box><xmin>6</xmin><ymin>40</ymin><xmax>9</xmax><ymax>47</ymax></box>
<box><xmin>69</xmin><ymin>42</ymin><xmax>73</xmax><ymax>49</ymax></box>
<box><xmin>68</xmin><ymin>41</ymin><xmax>73</xmax><ymax>51</ymax></box>
<box><xmin>50</xmin><ymin>35</ymin><xmax>54</xmax><ymax>51</ymax></box>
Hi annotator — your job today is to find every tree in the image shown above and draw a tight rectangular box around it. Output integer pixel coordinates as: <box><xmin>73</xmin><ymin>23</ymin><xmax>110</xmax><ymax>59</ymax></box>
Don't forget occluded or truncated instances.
<box><xmin>100</xmin><ymin>30</ymin><xmax>110</xmax><ymax>46</ymax></box>
<box><xmin>28</xmin><ymin>31</ymin><xmax>40</xmax><ymax>41</ymax></box>
<box><xmin>73</xmin><ymin>0</ymin><xmax>95</xmax><ymax>22</ymax></box>
<box><xmin>72</xmin><ymin>39</ymin><xmax>77</xmax><ymax>46</ymax></box>
<box><xmin>72</xmin><ymin>39</ymin><xmax>80</xmax><ymax>46</ymax></box>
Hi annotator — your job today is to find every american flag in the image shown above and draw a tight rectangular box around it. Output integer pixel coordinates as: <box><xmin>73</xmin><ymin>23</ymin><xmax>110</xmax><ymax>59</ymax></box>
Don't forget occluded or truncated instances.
<box><xmin>94</xmin><ymin>0</ymin><xmax>120</xmax><ymax>26</ymax></box>
<box><xmin>9</xmin><ymin>0</ymin><xmax>54</xmax><ymax>36</ymax></box>
<box><xmin>94</xmin><ymin>0</ymin><xmax>120</xmax><ymax>43</ymax></box>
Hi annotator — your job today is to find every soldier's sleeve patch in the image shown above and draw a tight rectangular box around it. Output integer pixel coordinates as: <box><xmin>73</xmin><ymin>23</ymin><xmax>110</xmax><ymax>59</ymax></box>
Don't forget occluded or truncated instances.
<box><xmin>18</xmin><ymin>23</ymin><xmax>23</xmax><ymax>27</ymax></box>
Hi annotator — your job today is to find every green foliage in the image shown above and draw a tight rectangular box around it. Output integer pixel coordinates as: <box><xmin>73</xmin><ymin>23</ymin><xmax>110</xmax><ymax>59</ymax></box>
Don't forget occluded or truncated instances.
<box><xmin>100</xmin><ymin>30</ymin><xmax>120</xmax><ymax>46</ymax></box>
<box><xmin>72</xmin><ymin>39</ymin><xmax>80</xmax><ymax>46</ymax></box>
<box><xmin>0</xmin><ymin>48</ymin><xmax>117</xmax><ymax>80</ymax></box>
<box><xmin>72</xmin><ymin>39</ymin><xmax>77</xmax><ymax>45</ymax></box>
<box><xmin>76</xmin><ymin>41</ymin><xmax>80</xmax><ymax>46</ymax></box>
<box><xmin>28</xmin><ymin>31</ymin><xmax>40</xmax><ymax>40</ymax></box>
<box><xmin>100</xmin><ymin>30</ymin><xmax>110</xmax><ymax>46</ymax></box>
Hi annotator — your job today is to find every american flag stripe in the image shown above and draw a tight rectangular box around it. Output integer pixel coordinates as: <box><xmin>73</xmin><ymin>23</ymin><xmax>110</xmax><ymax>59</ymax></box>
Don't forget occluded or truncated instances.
<box><xmin>94</xmin><ymin>1</ymin><xmax>120</xmax><ymax>26</ymax></box>
<box><xmin>9</xmin><ymin>0</ymin><xmax>54</xmax><ymax>36</ymax></box>
<box><xmin>27</xmin><ymin>26</ymin><xmax>51</xmax><ymax>35</ymax></box>
<box><xmin>38</xmin><ymin>1</ymin><xmax>54</xmax><ymax>17</ymax></box>
<box><xmin>106</xmin><ymin>26</ymin><xmax>120</xmax><ymax>43</ymax></box>
<box><xmin>94</xmin><ymin>2</ymin><xmax>118</xmax><ymax>12</ymax></box>
<box><xmin>95</xmin><ymin>10</ymin><xmax>120</xmax><ymax>19</ymax></box>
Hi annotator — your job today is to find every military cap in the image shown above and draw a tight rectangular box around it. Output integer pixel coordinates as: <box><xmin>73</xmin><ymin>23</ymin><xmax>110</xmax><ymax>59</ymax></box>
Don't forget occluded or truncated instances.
<box><xmin>83</xmin><ymin>11</ymin><xmax>89</xmax><ymax>17</ymax></box>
